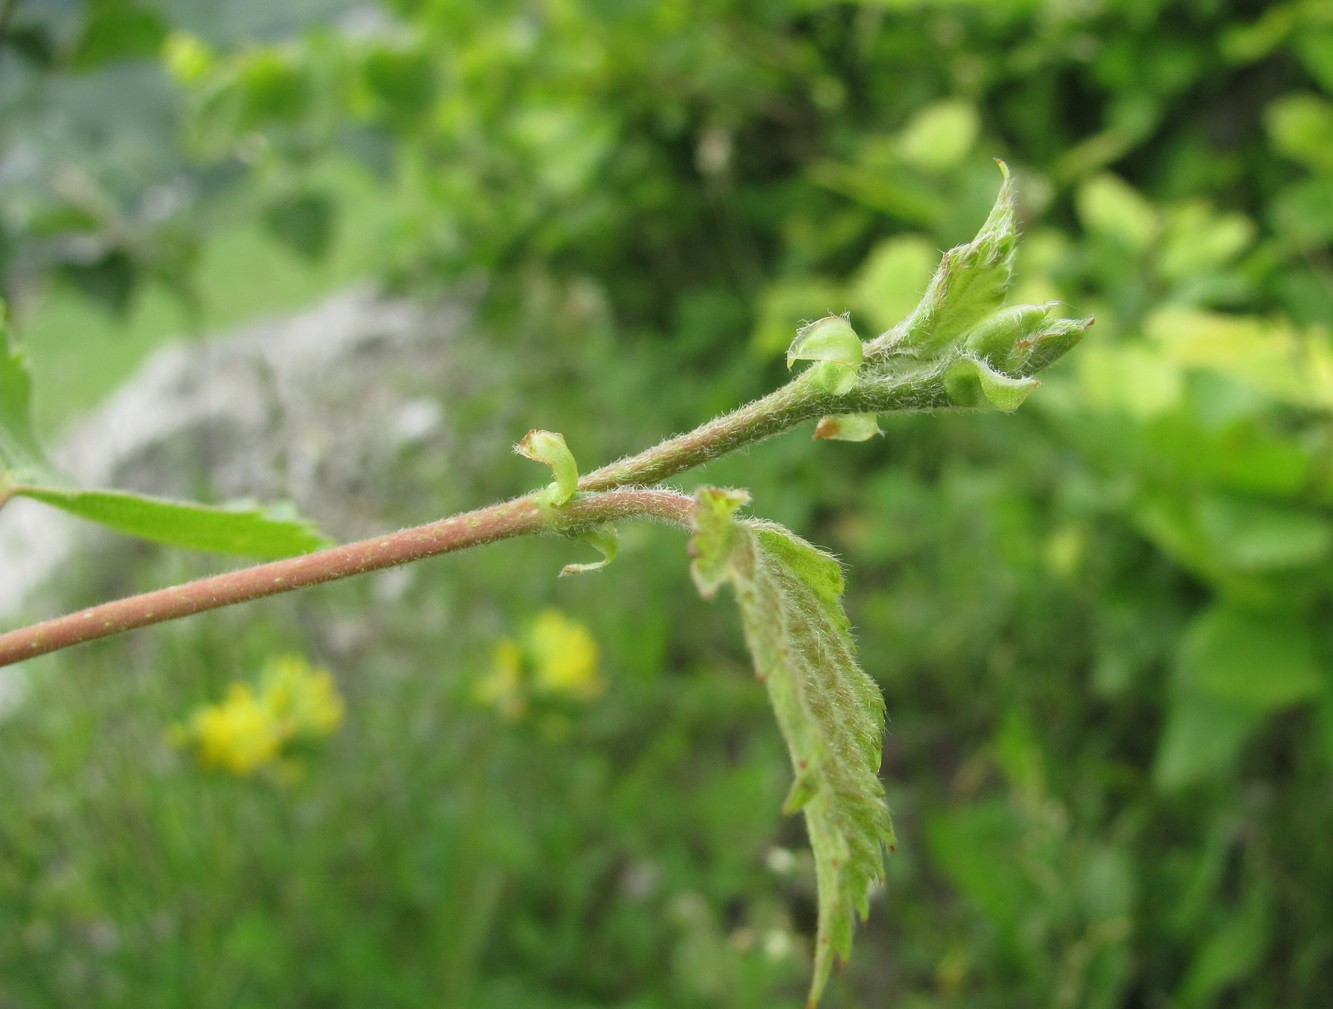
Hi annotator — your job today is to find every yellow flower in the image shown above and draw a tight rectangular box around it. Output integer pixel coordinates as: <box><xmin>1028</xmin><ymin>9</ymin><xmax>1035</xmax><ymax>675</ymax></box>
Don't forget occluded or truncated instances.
<box><xmin>260</xmin><ymin>654</ymin><xmax>345</xmax><ymax>737</ymax></box>
<box><xmin>473</xmin><ymin>609</ymin><xmax>604</xmax><ymax>720</ymax></box>
<box><xmin>172</xmin><ymin>653</ymin><xmax>344</xmax><ymax>778</ymax></box>
<box><xmin>474</xmin><ymin>638</ymin><xmax>527</xmax><ymax>721</ymax></box>
<box><xmin>185</xmin><ymin>683</ymin><xmax>283</xmax><ymax>776</ymax></box>
<box><xmin>527</xmin><ymin>609</ymin><xmax>603</xmax><ymax>701</ymax></box>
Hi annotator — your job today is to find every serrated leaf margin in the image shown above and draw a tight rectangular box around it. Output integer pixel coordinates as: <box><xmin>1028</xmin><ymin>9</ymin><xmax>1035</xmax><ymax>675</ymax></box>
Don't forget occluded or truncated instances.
<box><xmin>689</xmin><ymin>492</ymin><xmax>895</xmax><ymax>1008</ymax></box>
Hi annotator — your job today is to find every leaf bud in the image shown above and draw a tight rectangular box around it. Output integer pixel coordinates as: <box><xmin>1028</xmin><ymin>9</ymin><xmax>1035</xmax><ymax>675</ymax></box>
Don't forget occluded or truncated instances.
<box><xmin>515</xmin><ymin>429</ymin><xmax>579</xmax><ymax>507</ymax></box>
<box><xmin>962</xmin><ymin>302</ymin><xmax>1057</xmax><ymax>363</ymax></box>
<box><xmin>787</xmin><ymin>316</ymin><xmax>863</xmax><ymax>395</ymax></box>
<box><xmin>813</xmin><ymin>413</ymin><xmax>881</xmax><ymax>442</ymax></box>
<box><xmin>688</xmin><ymin>487</ymin><xmax>750</xmax><ymax>598</ymax></box>
<box><xmin>943</xmin><ymin>357</ymin><xmax>1040</xmax><ymax>412</ymax></box>
<box><xmin>1005</xmin><ymin>315</ymin><xmax>1094</xmax><ymax>374</ymax></box>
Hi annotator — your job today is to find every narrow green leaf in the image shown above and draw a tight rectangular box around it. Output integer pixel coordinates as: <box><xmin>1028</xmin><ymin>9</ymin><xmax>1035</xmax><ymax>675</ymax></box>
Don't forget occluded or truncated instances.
<box><xmin>0</xmin><ymin>307</ymin><xmax>58</xmax><ymax>494</ymax></box>
<box><xmin>689</xmin><ymin>492</ymin><xmax>895</xmax><ymax>1008</ymax></box>
<box><xmin>17</xmin><ymin>487</ymin><xmax>328</xmax><ymax>559</ymax></box>
<box><xmin>2</xmin><ymin>306</ymin><xmax>328</xmax><ymax>558</ymax></box>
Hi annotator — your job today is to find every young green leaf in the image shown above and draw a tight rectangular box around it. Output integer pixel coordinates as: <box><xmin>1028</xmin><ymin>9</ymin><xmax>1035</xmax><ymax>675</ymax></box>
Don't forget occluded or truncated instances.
<box><xmin>559</xmin><ymin>524</ymin><xmax>619</xmax><ymax>576</ymax></box>
<box><xmin>787</xmin><ymin>315</ymin><xmax>864</xmax><ymax>395</ymax></box>
<box><xmin>689</xmin><ymin>490</ymin><xmax>895</xmax><ymax>1008</ymax></box>
<box><xmin>943</xmin><ymin>357</ymin><xmax>1041</xmax><ymax>412</ymax></box>
<box><xmin>516</xmin><ymin>429</ymin><xmax>579</xmax><ymax>507</ymax></box>
<box><xmin>688</xmin><ymin>487</ymin><xmax>750</xmax><ymax>597</ymax></box>
<box><xmin>813</xmin><ymin>413</ymin><xmax>881</xmax><ymax>442</ymax></box>
<box><xmin>1</xmin><ymin>307</ymin><xmax>328</xmax><ymax>557</ymax></box>
<box><xmin>891</xmin><ymin>161</ymin><xmax>1019</xmax><ymax>357</ymax></box>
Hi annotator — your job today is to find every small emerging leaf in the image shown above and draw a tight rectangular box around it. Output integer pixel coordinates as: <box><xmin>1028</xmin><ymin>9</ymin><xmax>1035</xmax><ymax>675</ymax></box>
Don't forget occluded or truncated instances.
<box><xmin>1008</xmin><ymin>316</ymin><xmax>1094</xmax><ymax>374</ymax></box>
<box><xmin>689</xmin><ymin>490</ymin><xmax>895</xmax><ymax>1008</ymax></box>
<box><xmin>788</xmin><ymin>316</ymin><xmax>863</xmax><ymax>394</ymax></box>
<box><xmin>516</xmin><ymin>429</ymin><xmax>579</xmax><ymax>506</ymax></box>
<box><xmin>892</xmin><ymin>161</ymin><xmax>1018</xmax><ymax>358</ymax></box>
<box><xmin>963</xmin><ymin>302</ymin><xmax>1057</xmax><ymax>361</ymax></box>
<box><xmin>783</xmin><ymin>764</ymin><xmax>820</xmax><ymax>814</ymax></box>
<box><xmin>943</xmin><ymin>357</ymin><xmax>1040</xmax><ymax>412</ymax></box>
<box><xmin>814</xmin><ymin>413</ymin><xmax>881</xmax><ymax>442</ymax></box>
<box><xmin>560</xmin><ymin>524</ymin><xmax>618</xmax><ymax>576</ymax></box>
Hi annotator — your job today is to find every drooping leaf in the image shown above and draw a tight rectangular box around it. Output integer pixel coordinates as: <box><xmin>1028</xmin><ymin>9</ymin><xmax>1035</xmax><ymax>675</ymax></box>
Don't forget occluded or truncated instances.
<box><xmin>689</xmin><ymin>491</ymin><xmax>894</xmax><ymax>1008</ymax></box>
<box><xmin>1</xmin><ymin>309</ymin><xmax>328</xmax><ymax>558</ymax></box>
<box><xmin>559</xmin><ymin>524</ymin><xmax>618</xmax><ymax>576</ymax></box>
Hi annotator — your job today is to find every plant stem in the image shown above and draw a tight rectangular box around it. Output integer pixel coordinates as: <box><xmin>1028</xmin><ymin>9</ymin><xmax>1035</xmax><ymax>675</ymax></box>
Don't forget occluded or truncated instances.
<box><xmin>0</xmin><ymin>354</ymin><xmax>931</xmax><ymax>667</ymax></box>
<box><xmin>0</xmin><ymin>488</ymin><xmax>694</xmax><ymax>667</ymax></box>
<box><xmin>579</xmin><ymin>376</ymin><xmax>822</xmax><ymax>490</ymax></box>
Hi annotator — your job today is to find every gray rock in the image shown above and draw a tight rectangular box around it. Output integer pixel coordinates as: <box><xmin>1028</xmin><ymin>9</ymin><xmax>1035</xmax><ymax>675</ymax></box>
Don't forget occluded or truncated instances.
<box><xmin>0</xmin><ymin>285</ymin><xmax>478</xmax><ymax>620</ymax></box>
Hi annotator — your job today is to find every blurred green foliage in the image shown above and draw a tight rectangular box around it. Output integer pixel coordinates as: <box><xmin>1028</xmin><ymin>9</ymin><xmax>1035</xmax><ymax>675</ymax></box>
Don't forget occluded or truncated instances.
<box><xmin>2</xmin><ymin>0</ymin><xmax>1332</xmax><ymax>1007</ymax></box>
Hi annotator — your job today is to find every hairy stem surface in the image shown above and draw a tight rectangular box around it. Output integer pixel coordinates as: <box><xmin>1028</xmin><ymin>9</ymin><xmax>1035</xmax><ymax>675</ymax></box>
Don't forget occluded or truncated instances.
<box><xmin>579</xmin><ymin>379</ymin><xmax>821</xmax><ymax>490</ymax></box>
<box><xmin>0</xmin><ymin>488</ymin><xmax>693</xmax><ymax>666</ymax></box>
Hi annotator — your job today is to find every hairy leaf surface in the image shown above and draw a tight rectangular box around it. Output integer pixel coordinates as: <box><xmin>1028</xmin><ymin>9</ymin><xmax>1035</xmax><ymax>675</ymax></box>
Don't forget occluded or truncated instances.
<box><xmin>893</xmin><ymin>163</ymin><xmax>1018</xmax><ymax>357</ymax></box>
<box><xmin>690</xmin><ymin>489</ymin><xmax>895</xmax><ymax>1008</ymax></box>
<box><xmin>1</xmin><ymin>312</ymin><xmax>327</xmax><ymax>557</ymax></box>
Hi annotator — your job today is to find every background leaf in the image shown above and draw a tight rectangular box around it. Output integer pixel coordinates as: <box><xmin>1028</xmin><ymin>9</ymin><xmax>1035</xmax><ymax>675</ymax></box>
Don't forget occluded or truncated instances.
<box><xmin>1</xmin><ymin>312</ymin><xmax>327</xmax><ymax>557</ymax></box>
<box><xmin>1178</xmin><ymin>605</ymin><xmax>1323</xmax><ymax>712</ymax></box>
<box><xmin>16</xmin><ymin>487</ymin><xmax>329</xmax><ymax>559</ymax></box>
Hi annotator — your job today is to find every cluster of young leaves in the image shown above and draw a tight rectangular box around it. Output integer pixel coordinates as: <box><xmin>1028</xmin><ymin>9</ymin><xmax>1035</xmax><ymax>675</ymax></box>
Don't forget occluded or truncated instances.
<box><xmin>0</xmin><ymin>305</ymin><xmax>325</xmax><ymax>557</ymax></box>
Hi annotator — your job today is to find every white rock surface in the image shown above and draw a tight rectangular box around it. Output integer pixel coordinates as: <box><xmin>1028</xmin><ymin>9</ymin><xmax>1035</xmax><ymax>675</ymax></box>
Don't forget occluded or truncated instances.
<box><xmin>0</xmin><ymin>285</ymin><xmax>474</xmax><ymax>619</ymax></box>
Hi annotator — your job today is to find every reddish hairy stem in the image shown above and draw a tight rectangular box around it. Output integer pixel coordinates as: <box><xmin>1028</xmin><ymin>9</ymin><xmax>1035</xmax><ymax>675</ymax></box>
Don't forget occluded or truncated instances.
<box><xmin>0</xmin><ymin>488</ymin><xmax>693</xmax><ymax>667</ymax></box>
